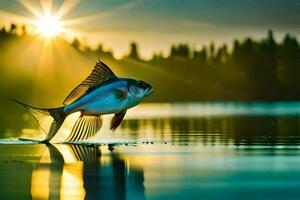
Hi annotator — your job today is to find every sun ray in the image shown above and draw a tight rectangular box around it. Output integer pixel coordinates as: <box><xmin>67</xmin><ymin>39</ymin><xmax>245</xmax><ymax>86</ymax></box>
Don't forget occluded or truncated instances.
<box><xmin>17</xmin><ymin>0</ymin><xmax>75</xmax><ymax>38</ymax></box>
<box><xmin>56</xmin><ymin>0</ymin><xmax>80</xmax><ymax>18</ymax></box>
<box><xmin>62</xmin><ymin>0</ymin><xmax>143</xmax><ymax>26</ymax></box>
<box><xmin>39</xmin><ymin>0</ymin><xmax>53</xmax><ymax>16</ymax></box>
<box><xmin>18</xmin><ymin>0</ymin><xmax>43</xmax><ymax>18</ymax></box>
<box><xmin>0</xmin><ymin>10</ymin><xmax>35</xmax><ymax>25</ymax></box>
<box><xmin>2</xmin><ymin>0</ymin><xmax>144</xmax><ymax>41</ymax></box>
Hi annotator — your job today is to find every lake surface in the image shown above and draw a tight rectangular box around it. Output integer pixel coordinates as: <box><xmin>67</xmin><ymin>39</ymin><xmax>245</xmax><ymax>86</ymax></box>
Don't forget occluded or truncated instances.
<box><xmin>1</xmin><ymin>103</ymin><xmax>300</xmax><ymax>200</ymax></box>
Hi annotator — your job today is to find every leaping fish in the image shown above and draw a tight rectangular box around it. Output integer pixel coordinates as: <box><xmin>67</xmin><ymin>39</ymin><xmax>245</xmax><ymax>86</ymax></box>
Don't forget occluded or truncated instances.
<box><xmin>10</xmin><ymin>60</ymin><xmax>153</xmax><ymax>143</ymax></box>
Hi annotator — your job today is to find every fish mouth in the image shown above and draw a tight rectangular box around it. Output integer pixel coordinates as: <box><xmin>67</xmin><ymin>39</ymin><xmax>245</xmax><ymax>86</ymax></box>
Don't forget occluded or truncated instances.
<box><xmin>145</xmin><ymin>87</ymin><xmax>153</xmax><ymax>96</ymax></box>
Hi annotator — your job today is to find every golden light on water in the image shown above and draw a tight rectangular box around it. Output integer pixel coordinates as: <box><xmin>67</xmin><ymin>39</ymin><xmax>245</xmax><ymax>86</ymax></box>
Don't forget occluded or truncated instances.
<box><xmin>31</xmin><ymin>168</ymin><xmax>50</xmax><ymax>199</ymax></box>
<box><xmin>31</xmin><ymin>145</ymin><xmax>86</xmax><ymax>200</ymax></box>
<box><xmin>61</xmin><ymin>165</ymin><xmax>85</xmax><ymax>200</ymax></box>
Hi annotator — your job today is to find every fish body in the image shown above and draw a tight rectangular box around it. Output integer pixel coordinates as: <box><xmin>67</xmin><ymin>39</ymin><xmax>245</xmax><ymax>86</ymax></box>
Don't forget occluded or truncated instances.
<box><xmin>11</xmin><ymin>61</ymin><xmax>153</xmax><ymax>142</ymax></box>
<box><xmin>64</xmin><ymin>78</ymin><xmax>141</xmax><ymax>115</ymax></box>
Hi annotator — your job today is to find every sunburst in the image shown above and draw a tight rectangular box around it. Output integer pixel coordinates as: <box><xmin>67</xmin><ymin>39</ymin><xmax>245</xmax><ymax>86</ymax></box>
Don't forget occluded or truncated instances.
<box><xmin>0</xmin><ymin>0</ymin><xmax>142</xmax><ymax>41</ymax></box>
<box><xmin>35</xmin><ymin>14</ymin><xmax>63</xmax><ymax>37</ymax></box>
<box><xmin>16</xmin><ymin>0</ymin><xmax>80</xmax><ymax>39</ymax></box>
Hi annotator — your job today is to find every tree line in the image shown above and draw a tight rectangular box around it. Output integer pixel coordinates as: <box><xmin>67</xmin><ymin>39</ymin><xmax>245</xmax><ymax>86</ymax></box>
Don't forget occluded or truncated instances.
<box><xmin>1</xmin><ymin>23</ymin><xmax>300</xmax><ymax>101</ymax></box>
<box><xmin>132</xmin><ymin>30</ymin><xmax>300</xmax><ymax>100</ymax></box>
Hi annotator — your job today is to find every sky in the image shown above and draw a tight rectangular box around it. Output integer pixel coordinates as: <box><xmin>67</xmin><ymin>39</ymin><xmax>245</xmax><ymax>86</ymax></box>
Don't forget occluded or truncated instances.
<box><xmin>1</xmin><ymin>0</ymin><xmax>300</xmax><ymax>58</ymax></box>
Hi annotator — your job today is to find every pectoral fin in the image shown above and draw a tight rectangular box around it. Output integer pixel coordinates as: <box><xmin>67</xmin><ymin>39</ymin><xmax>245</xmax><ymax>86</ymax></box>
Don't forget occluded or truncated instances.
<box><xmin>110</xmin><ymin>110</ymin><xmax>127</xmax><ymax>131</ymax></box>
<box><xmin>66</xmin><ymin>115</ymin><xmax>103</xmax><ymax>142</ymax></box>
<box><xmin>112</xmin><ymin>89</ymin><xmax>128</xmax><ymax>100</ymax></box>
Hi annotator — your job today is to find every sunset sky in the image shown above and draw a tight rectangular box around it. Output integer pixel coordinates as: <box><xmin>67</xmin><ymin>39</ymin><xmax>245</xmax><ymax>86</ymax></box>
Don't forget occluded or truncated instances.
<box><xmin>1</xmin><ymin>0</ymin><xmax>300</xmax><ymax>58</ymax></box>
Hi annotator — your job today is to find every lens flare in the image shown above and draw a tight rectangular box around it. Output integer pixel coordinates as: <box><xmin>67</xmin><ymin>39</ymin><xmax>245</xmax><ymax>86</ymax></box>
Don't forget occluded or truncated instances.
<box><xmin>36</xmin><ymin>15</ymin><xmax>62</xmax><ymax>37</ymax></box>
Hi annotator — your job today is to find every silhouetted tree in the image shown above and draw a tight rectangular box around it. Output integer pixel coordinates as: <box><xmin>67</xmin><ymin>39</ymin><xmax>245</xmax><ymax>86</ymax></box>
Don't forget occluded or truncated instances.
<box><xmin>96</xmin><ymin>44</ymin><xmax>104</xmax><ymax>54</ymax></box>
<box><xmin>9</xmin><ymin>23</ymin><xmax>17</xmax><ymax>34</ymax></box>
<box><xmin>277</xmin><ymin>34</ymin><xmax>300</xmax><ymax>88</ymax></box>
<box><xmin>71</xmin><ymin>38</ymin><xmax>81</xmax><ymax>50</ymax></box>
<box><xmin>21</xmin><ymin>25</ymin><xmax>27</xmax><ymax>35</ymax></box>
<box><xmin>215</xmin><ymin>45</ymin><xmax>229</xmax><ymax>64</ymax></box>
<box><xmin>170</xmin><ymin>44</ymin><xmax>190</xmax><ymax>58</ymax></box>
<box><xmin>209</xmin><ymin>42</ymin><xmax>215</xmax><ymax>62</ymax></box>
<box><xmin>128</xmin><ymin>42</ymin><xmax>140</xmax><ymax>60</ymax></box>
<box><xmin>193</xmin><ymin>47</ymin><xmax>207</xmax><ymax>64</ymax></box>
<box><xmin>151</xmin><ymin>52</ymin><xmax>164</xmax><ymax>62</ymax></box>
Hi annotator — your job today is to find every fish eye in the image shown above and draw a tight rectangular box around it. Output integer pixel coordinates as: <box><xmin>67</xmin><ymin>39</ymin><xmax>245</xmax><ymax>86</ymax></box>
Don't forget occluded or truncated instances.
<box><xmin>137</xmin><ymin>81</ymin><xmax>144</xmax><ymax>88</ymax></box>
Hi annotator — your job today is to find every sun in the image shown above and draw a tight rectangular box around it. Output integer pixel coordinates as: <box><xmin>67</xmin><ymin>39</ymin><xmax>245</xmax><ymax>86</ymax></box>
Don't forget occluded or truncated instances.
<box><xmin>36</xmin><ymin>15</ymin><xmax>63</xmax><ymax>37</ymax></box>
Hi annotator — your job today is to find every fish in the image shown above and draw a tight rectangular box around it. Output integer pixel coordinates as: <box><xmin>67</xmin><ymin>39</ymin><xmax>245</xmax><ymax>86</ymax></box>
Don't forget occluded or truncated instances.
<box><xmin>10</xmin><ymin>60</ymin><xmax>153</xmax><ymax>143</ymax></box>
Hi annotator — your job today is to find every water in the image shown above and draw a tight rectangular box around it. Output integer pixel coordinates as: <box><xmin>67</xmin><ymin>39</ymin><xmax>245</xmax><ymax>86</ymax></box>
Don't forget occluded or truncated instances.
<box><xmin>1</xmin><ymin>103</ymin><xmax>300</xmax><ymax>199</ymax></box>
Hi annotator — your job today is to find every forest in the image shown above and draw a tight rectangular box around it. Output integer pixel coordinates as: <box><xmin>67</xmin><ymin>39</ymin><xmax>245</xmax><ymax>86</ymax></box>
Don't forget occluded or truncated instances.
<box><xmin>66</xmin><ymin>29</ymin><xmax>300</xmax><ymax>101</ymax></box>
<box><xmin>1</xmin><ymin>24</ymin><xmax>300</xmax><ymax>102</ymax></box>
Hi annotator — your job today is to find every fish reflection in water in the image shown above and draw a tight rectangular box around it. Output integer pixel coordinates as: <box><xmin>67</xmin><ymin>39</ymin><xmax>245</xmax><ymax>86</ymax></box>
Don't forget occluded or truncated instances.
<box><xmin>30</xmin><ymin>144</ymin><xmax>145</xmax><ymax>200</ymax></box>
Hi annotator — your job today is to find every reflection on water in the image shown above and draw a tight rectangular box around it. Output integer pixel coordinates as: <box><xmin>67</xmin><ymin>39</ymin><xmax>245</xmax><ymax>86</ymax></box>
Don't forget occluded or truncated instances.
<box><xmin>118</xmin><ymin>116</ymin><xmax>300</xmax><ymax>146</ymax></box>
<box><xmin>2</xmin><ymin>114</ymin><xmax>300</xmax><ymax>199</ymax></box>
<box><xmin>0</xmin><ymin>144</ymin><xmax>145</xmax><ymax>200</ymax></box>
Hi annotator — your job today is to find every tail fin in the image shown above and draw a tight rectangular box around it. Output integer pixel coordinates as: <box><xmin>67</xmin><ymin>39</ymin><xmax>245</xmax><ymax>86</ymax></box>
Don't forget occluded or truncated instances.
<box><xmin>8</xmin><ymin>98</ymin><xmax>66</xmax><ymax>142</ymax></box>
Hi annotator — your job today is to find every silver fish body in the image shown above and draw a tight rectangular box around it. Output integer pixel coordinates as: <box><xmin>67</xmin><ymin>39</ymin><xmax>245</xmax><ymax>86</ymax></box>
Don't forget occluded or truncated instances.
<box><xmin>64</xmin><ymin>78</ymin><xmax>141</xmax><ymax>115</ymax></box>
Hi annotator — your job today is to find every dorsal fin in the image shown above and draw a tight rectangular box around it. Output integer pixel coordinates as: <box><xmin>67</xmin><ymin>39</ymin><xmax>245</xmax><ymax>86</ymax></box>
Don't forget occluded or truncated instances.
<box><xmin>63</xmin><ymin>61</ymin><xmax>117</xmax><ymax>105</ymax></box>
